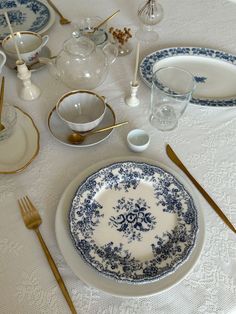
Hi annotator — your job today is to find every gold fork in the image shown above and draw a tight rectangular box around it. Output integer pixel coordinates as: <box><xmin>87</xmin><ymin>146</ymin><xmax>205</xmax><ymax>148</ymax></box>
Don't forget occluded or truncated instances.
<box><xmin>46</xmin><ymin>0</ymin><xmax>71</xmax><ymax>25</ymax></box>
<box><xmin>18</xmin><ymin>196</ymin><xmax>77</xmax><ymax>314</ymax></box>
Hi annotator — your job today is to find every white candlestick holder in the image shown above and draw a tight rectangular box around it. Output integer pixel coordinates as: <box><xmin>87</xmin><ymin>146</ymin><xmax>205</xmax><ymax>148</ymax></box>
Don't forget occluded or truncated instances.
<box><xmin>16</xmin><ymin>60</ymin><xmax>41</xmax><ymax>101</ymax></box>
<box><xmin>125</xmin><ymin>81</ymin><xmax>140</xmax><ymax>107</ymax></box>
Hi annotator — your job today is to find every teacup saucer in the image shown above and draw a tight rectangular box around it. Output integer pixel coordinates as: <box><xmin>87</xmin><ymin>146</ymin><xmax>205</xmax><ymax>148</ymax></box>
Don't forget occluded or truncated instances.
<box><xmin>0</xmin><ymin>107</ymin><xmax>39</xmax><ymax>174</ymax></box>
<box><xmin>6</xmin><ymin>46</ymin><xmax>51</xmax><ymax>72</ymax></box>
<box><xmin>48</xmin><ymin>104</ymin><xmax>116</xmax><ymax>147</ymax></box>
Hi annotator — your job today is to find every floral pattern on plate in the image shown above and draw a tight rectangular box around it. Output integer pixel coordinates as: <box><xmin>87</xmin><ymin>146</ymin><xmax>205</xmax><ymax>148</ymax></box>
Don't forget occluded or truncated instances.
<box><xmin>139</xmin><ymin>47</ymin><xmax>236</xmax><ymax>106</ymax></box>
<box><xmin>69</xmin><ymin>161</ymin><xmax>199</xmax><ymax>283</ymax></box>
<box><xmin>0</xmin><ymin>0</ymin><xmax>50</xmax><ymax>40</ymax></box>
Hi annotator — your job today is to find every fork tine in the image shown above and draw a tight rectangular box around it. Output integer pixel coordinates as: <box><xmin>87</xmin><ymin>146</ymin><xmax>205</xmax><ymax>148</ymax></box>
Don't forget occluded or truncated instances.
<box><xmin>22</xmin><ymin>196</ymin><xmax>32</xmax><ymax>213</ymax></box>
<box><xmin>25</xmin><ymin>195</ymin><xmax>36</xmax><ymax>212</ymax></box>
<box><xmin>18</xmin><ymin>198</ymin><xmax>26</xmax><ymax>218</ymax></box>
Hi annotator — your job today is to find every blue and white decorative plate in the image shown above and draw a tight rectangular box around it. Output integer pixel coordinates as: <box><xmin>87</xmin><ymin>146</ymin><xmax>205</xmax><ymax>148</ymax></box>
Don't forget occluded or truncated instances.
<box><xmin>69</xmin><ymin>161</ymin><xmax>199</xmax><ymax>284</ymax></box>
<box><xmin>140</xmin><ymin>47</ymin><xmax>236</xmax><ymax>107</ymax></box>
<box><xmin>0</xmin><ymin>0</ymin><xmax>55</xmax><ymax>40</ymax></box>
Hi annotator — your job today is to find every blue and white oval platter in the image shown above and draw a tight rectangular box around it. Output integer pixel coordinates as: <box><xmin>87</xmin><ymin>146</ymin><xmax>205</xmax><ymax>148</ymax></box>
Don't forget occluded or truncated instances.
<box><xmin>140</xmin><ymin>47</ymin><xmax>236</xmax><ymax>107</ymax></box>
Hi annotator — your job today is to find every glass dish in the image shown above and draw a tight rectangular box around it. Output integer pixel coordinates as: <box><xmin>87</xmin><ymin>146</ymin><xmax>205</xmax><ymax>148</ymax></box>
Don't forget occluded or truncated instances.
<box><xmin>0</xmin><ymin>105</ymin><xmax>17</xmax><ymax>141</ymax></box>
<box><xmin>71</xmin><ymin>17</ymin><xmax>108</xmax><ymax>46</ymax></box>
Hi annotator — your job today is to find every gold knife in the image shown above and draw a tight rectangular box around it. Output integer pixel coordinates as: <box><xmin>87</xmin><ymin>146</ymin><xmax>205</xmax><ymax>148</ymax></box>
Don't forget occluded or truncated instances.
<box><xmin>166</xmin><ymin>144</ymin><xmax>236</xmax><ymax>234</ymax></box>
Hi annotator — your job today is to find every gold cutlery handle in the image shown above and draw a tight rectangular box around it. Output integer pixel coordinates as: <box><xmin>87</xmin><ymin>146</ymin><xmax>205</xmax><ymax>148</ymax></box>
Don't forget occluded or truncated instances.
<box><xmin>166</xmin><ymin>144</ymin><xmax>236</xmax><ymax>234</ymax></box>
<box><xmin>46</xmin><ymin>0</ymin><xmax>64</xmax><ymax>18</ymax></box>
<box><xmin>92</xmin><ymin>121</ymin><xmax>128</xmax><ymax>135</ymax></box>
<box><xmin>93</xmin><ymin>10</ymin><xmax>120</xmax><ymax>32</ymax></box>
<box><xmin>0</xmin><ymin>77</ymin><xmax>4</xmax><ymax>122</ymax></box>
<box><xmin>46</xmin><ymin>0</ymin><xmax>71</xmax><ymax>24</ymax></box>
<box><xmin>35</xmin><ymin>228</ymin><xmax>77</xmax><ymax>314</ymax></box>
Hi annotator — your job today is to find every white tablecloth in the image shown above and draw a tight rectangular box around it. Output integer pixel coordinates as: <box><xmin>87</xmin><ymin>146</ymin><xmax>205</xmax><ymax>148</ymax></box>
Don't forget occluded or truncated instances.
<box><xmin>0</xmin><ymin>0</ymin><xmax>236</xmax><ymax>313</ymax></box>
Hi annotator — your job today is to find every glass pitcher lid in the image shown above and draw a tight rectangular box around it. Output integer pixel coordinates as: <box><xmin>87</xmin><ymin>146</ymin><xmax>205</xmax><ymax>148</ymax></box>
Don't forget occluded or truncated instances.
<box><xmin>64</xmin><ymin>36</ymin><xmax>95</xmax><ymax>57</ymax></box>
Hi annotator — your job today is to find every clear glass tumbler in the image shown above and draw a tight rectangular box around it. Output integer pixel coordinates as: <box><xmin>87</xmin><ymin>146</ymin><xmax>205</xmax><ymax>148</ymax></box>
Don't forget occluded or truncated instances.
<box><xmin>150</xmin><ymin>67</ymin><xmax>195</xmax><ymax>131</ymax></box>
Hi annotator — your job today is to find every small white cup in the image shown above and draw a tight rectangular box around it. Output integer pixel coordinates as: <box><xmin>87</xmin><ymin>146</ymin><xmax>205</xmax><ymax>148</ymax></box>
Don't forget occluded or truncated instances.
<box><xmin>2</xmin><ymin>31</ymin><xmax>49</xmax><ymax>65</ymax></box>
<box><xmin>127</xmin><ymin>129</ymin><xmax>150</xmax><ymax>152</ymax></box>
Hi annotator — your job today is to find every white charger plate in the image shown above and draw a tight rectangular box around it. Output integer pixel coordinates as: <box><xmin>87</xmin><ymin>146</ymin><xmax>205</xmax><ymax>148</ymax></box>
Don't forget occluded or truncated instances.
<box><xmin>140</xmin><ymin>47</ymin><xmax>236</xmax><ymax>106</ymax></box>
<box><xmin>0</xmin><ymin>0</ymin><xmax>55</xmax><ymax>41</ymax></box>
<box><xmin>55</xmin><ymin>157</ymin><xmax>205</xmax><ymax>297</ymax></box>
<box><xmin>0</xmin><ymin>106</ymin><xmax>39</xmax><ymax>174</ymax></box>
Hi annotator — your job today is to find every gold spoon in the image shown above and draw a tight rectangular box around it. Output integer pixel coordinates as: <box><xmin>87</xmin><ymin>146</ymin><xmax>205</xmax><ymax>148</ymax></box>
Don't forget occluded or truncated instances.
<box><xmin>88</xmin><ymin>9</ymin><xmax>120</xmax><ymax>34</ymax></box>
<box><xmin>0</xmin><ymin>77</ymin><xmax>5</xmax><ymax>131</ymax></box>
<box><xmin>45</xmin><ymin>0</ymin><xmax>71</xmax><ymax>25</ymax></box>
<box><xmin>68</xmin><ymin>121</ymin><xmax>128</xmax><ymax>144</ymax></box>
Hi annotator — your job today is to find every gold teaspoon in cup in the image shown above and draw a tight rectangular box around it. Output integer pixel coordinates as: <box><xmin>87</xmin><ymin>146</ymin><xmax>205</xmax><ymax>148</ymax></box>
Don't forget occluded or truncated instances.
<box><xmin>68</xmin><ymin>121</ymin><xmax>128</xmax><ymax>144</ymax></box>
<box><xmin>0</xmin><ymin>77</ymin><xmax>5</xmax><ymax>131</ymax></box>
<box><xmin>87</xmin><ymin>9</ymin><xmax>120</xmax><ymax>34</ymax></box>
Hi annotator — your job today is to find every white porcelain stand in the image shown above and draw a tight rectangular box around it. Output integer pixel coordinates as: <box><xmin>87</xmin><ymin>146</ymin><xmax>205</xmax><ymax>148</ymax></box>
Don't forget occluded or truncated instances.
<box><xmin>125</xmin><ymin>81</ymin><xmax>140</xmax><ymax>107</ymax></box>
<box><xmin>16</xmin><ymin>60</ymin><xmax>41</xmax><ymax>101</ymax></box>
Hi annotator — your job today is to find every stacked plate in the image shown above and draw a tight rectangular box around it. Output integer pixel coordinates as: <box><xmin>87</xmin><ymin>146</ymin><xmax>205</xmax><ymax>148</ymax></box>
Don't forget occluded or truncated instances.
<box><xmin>0</xmin><ymin>107</ymin><xmax>39</xmax><ymax>174</ymax></box>
<box><xmin>55</xmin><ymin>158</ymin><xmax>205</xmax><ymax>297</ymax></box>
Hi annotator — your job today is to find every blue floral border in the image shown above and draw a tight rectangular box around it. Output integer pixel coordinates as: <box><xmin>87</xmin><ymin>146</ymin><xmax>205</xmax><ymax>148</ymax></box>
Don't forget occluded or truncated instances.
<box><xmin>0</xmin><ymin>0</ymin><xmax>50</xmax><ymax>40</ymax></box>
<box><xmin>140</xmin><ymin>47</ymin><xmax>236</xmax><ymax>107</ymax></box>
<box><xmin>68</xmin><ymin>161</ymin><xmax>199</xmax><ymax>284</ymax></box>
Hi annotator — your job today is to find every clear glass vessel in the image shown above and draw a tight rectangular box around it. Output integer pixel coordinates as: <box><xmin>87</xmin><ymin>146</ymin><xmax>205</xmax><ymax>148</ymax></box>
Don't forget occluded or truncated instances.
<box><xmin>0</xmin><ymin>105</ymin><xmax>17</xmax><ymax>141</ymax></box>
<box><xmin>48</xmin><ymin>36</ymin><xmax>118</xmax><ymax>90</ymax></box>
<box><xmin>136</xmin><ymin>0</ymin><xmax>163</xmax><ymax>43</ymax></box>
<box><xmin>150</xmin><ymin>67</ymin><xmax>195</xmax><ymax>131</ymax></box>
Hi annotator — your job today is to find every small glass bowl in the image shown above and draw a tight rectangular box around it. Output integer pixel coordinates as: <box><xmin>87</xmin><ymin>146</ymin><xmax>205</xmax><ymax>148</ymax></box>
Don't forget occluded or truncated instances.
<box><xmin>0</xmin><ymin>105</ymin><xmax>17</xmax><ymax>141</ymax></box>
<box><xmin>71</xmin><ymin>17</ymin><xmax>108</xmax><ymax>46</ymax></box>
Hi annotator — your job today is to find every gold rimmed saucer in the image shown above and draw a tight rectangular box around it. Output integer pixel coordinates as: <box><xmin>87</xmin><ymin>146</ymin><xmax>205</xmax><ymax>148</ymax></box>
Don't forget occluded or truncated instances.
<box><xmin>0</xmin><ymin>106</ymin><xmax>39</xmax><ymax>174</ymax></box>
<box><xmin>48</xmin><ymin>103</ymin><xmax>116</xmax><ymax>147</ymax></box>
<box><xmin>6</xmin><ymin>46</ymin><xmax>51</xmax><ymax>72</ymax></box>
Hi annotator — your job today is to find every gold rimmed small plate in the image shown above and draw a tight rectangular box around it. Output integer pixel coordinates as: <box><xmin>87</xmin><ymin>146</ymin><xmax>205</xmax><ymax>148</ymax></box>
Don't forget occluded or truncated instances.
<box><xmin>48</xmin><ymin>103</ymin><xmax>116</xmax><ymax>147</ymax></box>
<box><xmin>0</xmin><ymin>106</ymin><xmax>40</xmax><ymax>174</ymax></box>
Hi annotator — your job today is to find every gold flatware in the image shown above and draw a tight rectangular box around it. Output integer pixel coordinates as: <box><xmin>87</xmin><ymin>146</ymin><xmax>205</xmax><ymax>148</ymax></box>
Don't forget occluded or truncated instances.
<box><xmin>166</xmin><ymin>144</ymin><xmax>236</xmax><ymax>234</ymax></box>
<box><xmin>89</xmin><ymin>9</ymin><xmax>120</xmax><ymax>34</ymax></box>
<box><xmin>0</xmin><ymin>76</ymin><xmax>5</xmax><ymax>131</ymax></box>
<box><xmin>26</xmin><ymin>56</ymin><xmax>57</xmax><ymax>71</ymax></box>
<box><xmin>18</xmin><ymin>196</ymin><xmax>77</xmax><ymax>314</ymax></box>
<box><xmin>68</xmin><ymin>121</ymin><xmax>128</xmax><ymax>144</ymax></box>
<box><xmin>46</xmin><ymin>0</ymin><xmax>71</xmax><ymax>25</ymax></box>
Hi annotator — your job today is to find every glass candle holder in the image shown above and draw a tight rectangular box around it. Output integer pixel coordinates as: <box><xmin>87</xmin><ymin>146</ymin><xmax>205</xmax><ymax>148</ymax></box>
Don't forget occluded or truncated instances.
<box><xmin>136</xmin><ymin>0</ymin><xmax>163</xmax><ymax>43</ymax></box>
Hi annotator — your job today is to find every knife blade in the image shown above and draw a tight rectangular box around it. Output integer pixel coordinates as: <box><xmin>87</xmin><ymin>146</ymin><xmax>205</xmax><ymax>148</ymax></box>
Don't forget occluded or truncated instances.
<box><xmin>166</xmin><ymin>144</ymin><xmax>236</xmax><ymax>234</ymax></box>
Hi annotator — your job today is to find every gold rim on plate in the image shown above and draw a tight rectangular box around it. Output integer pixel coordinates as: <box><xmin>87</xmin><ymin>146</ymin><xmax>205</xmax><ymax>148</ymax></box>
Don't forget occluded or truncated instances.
<box><xmin>48</xmin><ymin>103</ymin><xmax>116</xmax><ymax>147</ymax></box>
<box><xmin>0</xmin><ymin>106</ymin><xmax>40</xmax><ymax>174</ymax></box>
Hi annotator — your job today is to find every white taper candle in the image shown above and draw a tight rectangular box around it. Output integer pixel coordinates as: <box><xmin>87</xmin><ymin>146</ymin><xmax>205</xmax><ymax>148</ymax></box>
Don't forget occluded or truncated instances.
<box><xmin>4</xmin><ymin>11</ymin><xmax>22</xmax><ymax>62</ymax></box>
<box><xmin>133</xmin><ymin>41</ymin><xmax>140</xmax><ymax>86</ymax></box>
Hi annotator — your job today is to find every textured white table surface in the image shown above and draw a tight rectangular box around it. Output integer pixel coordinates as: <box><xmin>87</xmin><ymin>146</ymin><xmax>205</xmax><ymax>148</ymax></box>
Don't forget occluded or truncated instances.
<box><xmin>0</xmin><ymin>0</ymin><xmax>236</xmax><ymax>313</ymax></box>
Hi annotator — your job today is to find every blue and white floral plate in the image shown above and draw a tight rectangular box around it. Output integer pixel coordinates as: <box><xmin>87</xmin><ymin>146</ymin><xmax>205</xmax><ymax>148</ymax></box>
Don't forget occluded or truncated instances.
<box><xmin>0</xmin><ymin>0</ymin><xmax>55</xmax><ymax>41</ymax></box>
<box><xmin>56</xmin><ymin>158</ymin><xmax>205</xmax><ymax>296</ymax></box>
<box><xmin>68</xmin><ymin>161</ymin><xmax>199</xmax><ymax>284</ymax></box>
<box><xmin>140</xmin><ymin>47</ymin><xmax>236</xmax><ymax>106</ymax></box>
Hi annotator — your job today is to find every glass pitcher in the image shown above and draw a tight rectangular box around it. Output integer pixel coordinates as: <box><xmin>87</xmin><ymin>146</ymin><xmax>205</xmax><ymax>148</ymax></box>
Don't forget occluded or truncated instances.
<box><xmin>49</xmin><ymin>36</ymin><xmax>118</xmax><ymax>90</ymax></box>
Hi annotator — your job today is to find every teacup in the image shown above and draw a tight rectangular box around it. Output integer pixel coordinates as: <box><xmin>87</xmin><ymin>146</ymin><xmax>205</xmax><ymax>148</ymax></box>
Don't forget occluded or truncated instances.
<box><xmin>56</xmin><ymin>90</ymin><xmax>106</xmax><ymax>132</ymax></box>
<box><xmin>2</xmin><ymin>31</ymin><xmax>49</xmax><ymax>65</ymax></box>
